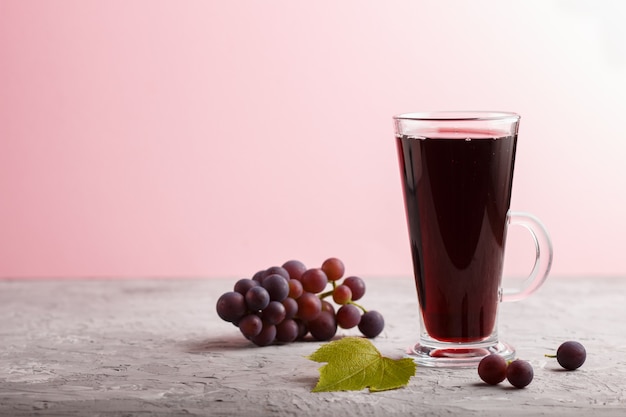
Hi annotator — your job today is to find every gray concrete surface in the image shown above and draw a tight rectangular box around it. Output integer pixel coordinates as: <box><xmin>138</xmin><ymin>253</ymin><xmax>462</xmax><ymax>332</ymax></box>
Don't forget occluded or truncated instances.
<box><xmin>1</xmin><ymin>276</ymin><xmax>624</xmax><ymax>416</ymax></box>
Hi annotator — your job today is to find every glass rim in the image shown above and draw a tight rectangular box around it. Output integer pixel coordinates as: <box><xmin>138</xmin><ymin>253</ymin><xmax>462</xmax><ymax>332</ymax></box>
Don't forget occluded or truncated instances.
<box><xmin>393</xmin><ymin>111</ymin><xmax>520</xmax><ymax>122</ymax></box>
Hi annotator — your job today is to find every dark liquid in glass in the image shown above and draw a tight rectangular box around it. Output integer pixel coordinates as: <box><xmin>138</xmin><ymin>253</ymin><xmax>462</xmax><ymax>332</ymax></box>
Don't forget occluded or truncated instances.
<box><xmin>396</xmin><ymin>133</ymin><xmax>517</xmax><ymax>342</ymax></box>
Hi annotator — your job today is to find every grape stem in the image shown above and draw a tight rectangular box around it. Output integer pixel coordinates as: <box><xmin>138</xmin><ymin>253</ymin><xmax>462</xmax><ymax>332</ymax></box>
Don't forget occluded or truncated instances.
<box><xmin>318</xmin><ymin>281</ymin><xmax>368</xmax><ymax>313</ymax></box>
<box><xmin>348</xmin><ymin>300</ymin><xmax>368</xmax><ymax>313</ymax></box>
<box><xmin>318</xmin><ymin>281</ymin><xmax>337</xmax><ymax>300</ymax></box>
<box><xmin>544</xmin><ymin>354</ymin><xmax>557</xmax><ymax>358</ymax></box>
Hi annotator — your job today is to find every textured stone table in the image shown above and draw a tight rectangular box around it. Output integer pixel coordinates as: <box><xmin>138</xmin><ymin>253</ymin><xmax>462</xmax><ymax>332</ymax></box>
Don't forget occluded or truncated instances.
<box><xmin>1</xmin><ymin>276</ymin><xmax>624</xmax><ymax>416</ymax></box>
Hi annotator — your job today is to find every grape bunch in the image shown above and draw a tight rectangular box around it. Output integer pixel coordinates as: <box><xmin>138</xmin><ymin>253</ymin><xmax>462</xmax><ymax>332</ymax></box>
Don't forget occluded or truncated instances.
<box><xmin>215</xmin><ymin>257</ymin><xmax>385</xmax><ymax>346</ymax></box>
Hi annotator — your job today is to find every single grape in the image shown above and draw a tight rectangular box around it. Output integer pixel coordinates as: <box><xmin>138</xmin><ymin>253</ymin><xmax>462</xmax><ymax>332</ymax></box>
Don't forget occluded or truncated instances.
<box><xmin>301</xmin><ymin>268</ymin><xmax>328</xmax><ymax>293</ymax></box>
<box><xmin>263</xmin><ymin>266</ymin><xmax>290</xmax><ymax>281</ymax></box>
<box><xmin>295</xmin><ymin>319</ymin><xmax>308</xmax><ymax>340</ymax></box>
<box><xmin>238</xmin><ymin>314</ymin><xmax>263</xmax><ymax>339</ymax></box>
<box><xmin>358</xmin><ymin>310</ymin><xmax>384</xmax><ymax>338</ymax></box>
<box><xmin>296</xmin><ymin>292</ymin><xmax>322</xmax><ymax>321</ymax></box>
<box><xmin>282</xmin><ymin>297</ymin><xmax>298</xmax><ymax>320</ymax></box>
<box><xmin>288</xmin><ymin>279</ymin><xmax>303</xmax><ymax>299</ymax></box>
<box><xmin>282</xmin><ymin>260</ymin><xmax>307</xmax><ymax>281</ymax></box>
<box><xmin>261</xmin><ymin>274</ymin><xmax>290</xmax><ymax>301</ymax></box>
<box><xmin>308</xmin><ymin>311</ymin><xmax>337</xmax><ymax>341</ymax></box>
<box><xmin>477</xmin><ymin>354</ymin><xmax>507</xmax><ymax>385</ymax></box>
<box><xmin>233</xmin><ymin>278</ymin><xmax>258</xmax><ymax>295</ymax></box>
<box><xmin>275</xmin><ymin>319</ymin><xmax>299</xmax><ymax>343</ymax></box>
<box><xmin>556</xmin><ymin>341</ymin><xmax>586</xmax><ymax>370</ymax></box>
<box><xmin>260</xmin><ymin>301</ymin><xmax>286</xmax><ymax>325</ymax></box>
<box><xmin>216</xmin><ymin>292</ymin><xmax>247</xmax><ymax>323</ymax></box>
<box><xmin>321</xmin><ymin>300</ymin><xmax>335</xmax><ymax>315</ymax></box>
<box><xmin>332</xmin><ymin>284</ymin><xmax>352</xmax><ymax>305</ymax></box>
<box><xmin>245</xmin><ymin>286</ymin><xmax>270</xmax><ymax>311</ymax></box>
<box><xmin>336</xmin><ymin>304</ymin><xmax>361</xmax><ymax>329</ymax></box>
<box><xmin>252</xmin><ymin>270</ymin><xmax>266</xmax><ymax>282</ymax></box>
<box><xmin>321</xmin><ymin>257</ymin><xmax>345</xmax><ymax>281</ymax></box>
<box><xmin>250</xmin><ymin>323</ymin><xmax>277</xmax><ymax>347</ymax></box>
<box><xmin>343</xmin><ymin>276</ymin><xmax>366</xmax><ymax>301</ymax></box>
<box><xmin>506</xmin><ymin>360</ymin><xmax>534</xmax><ymax>388</ymax></box>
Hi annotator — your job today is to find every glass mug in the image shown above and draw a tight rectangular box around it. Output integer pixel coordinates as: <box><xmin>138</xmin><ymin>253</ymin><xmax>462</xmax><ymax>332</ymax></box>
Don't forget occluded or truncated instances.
<box><xmin>394</xmin><ymin>111</ymin><xmax>553</xmax><ymax>367</ymax></box>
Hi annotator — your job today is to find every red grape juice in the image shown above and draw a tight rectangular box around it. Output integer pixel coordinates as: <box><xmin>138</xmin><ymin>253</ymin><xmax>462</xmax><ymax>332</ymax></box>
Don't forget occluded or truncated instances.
<box><xmin>396</xmin><ymin>132</ymin><xmax>517</xmax><ymax>343</ymax></box>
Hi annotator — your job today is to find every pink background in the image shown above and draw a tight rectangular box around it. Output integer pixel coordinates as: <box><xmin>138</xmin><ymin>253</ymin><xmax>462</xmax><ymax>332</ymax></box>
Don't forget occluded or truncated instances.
<box><xmin>1</xmin><ymin>1</ymin><xmax>625</xmax><ymax>279</ymax></box>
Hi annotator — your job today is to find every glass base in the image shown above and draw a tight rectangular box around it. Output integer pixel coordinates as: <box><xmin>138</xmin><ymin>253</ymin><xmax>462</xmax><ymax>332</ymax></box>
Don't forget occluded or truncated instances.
<box><xmin>406</xmin><ymin>340</ymin><xmax>515</xmax><ymax>368</ymax></box>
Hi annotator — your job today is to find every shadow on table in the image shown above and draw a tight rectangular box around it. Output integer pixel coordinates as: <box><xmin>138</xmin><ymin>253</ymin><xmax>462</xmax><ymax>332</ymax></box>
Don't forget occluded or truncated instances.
<box><xmin>181</xmin><ymin>335</ymin><xmax>254</xmax><ymax>353</ymax></box>
<box><xmin>181</xmin><ymin>333</ymin><xmax>351</xmax><ymax>354</ymax></box>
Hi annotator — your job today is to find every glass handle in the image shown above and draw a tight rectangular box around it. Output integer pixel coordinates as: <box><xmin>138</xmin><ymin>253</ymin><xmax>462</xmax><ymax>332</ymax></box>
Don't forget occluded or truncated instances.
<box><xmin>502</xmin><ymin>211</ymin><xmax>553</xmax><ymax>302</ymax></box>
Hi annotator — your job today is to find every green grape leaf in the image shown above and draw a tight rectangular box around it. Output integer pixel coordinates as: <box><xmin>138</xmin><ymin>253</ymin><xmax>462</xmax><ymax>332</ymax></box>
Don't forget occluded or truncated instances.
<box><xmin>307</xmin><ymin>337</ymin><xmax>416</xmax><ymax>392</ymax></box>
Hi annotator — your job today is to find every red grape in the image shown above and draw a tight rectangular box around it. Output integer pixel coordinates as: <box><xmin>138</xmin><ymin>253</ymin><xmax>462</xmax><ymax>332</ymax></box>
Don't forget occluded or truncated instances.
<box><xmin>336</xmin><ymin>304</ymin><xmax>361</xmax><ymax>329</ymax></box>
<box><xmin>308</xmin><ymin>311</ymin><xmax>337</xmax><ymax>341</ymax></box>
<box><xmin>275</xmin><ymin>319</ymin><xmax>299</xmax><ymax>343</ymax></box>
<box><xmin>252</xmin><ymin>270</ymin><xmax>266</xmax><ymax>282</ymax></box>
<box><xmin>216</xmin><ymin>292</ymin><xmax>247</xmax><ymax>323</ymax></box>
<box><xmin>506</xmin><ymin>360</ymin><xmax>533</xmax><ymax>388</ymax></box>
<box><xmin>321</xmin><ymin>257</ymin><xmax>345</xmax><ymax>281</ymax></box>
<box><xmin>478</xmin><ymin>354</ymin><xmax>507</xmax><ymax>385</ymax></box>
<box><xmin>295</xmin><ymin>319</ymin><xmax>308</xmax><ymax>340</ymax></box>
<box><xmin>358</xmin><ymin>310</ymin><xmax>384</xmax><ymax>338</ymax></box>
<box><xmin>556</xmin><ymin>341</ymin><xmax>586</xmax><ymax>370</ymax></box>
<box><xmin>250</xmin><ymin>323</ymin><xmax>276</xmax><ymax>347</ymax></box>
<box><xmin>321</xmin><ymin>300</ymin><xmax>335</xmax><ymax>315</ymax></box>
<box><xmin>238</xmin><ymin>314</ymin><xmax>262</xmax><ymax>339</ymax></box>
<box><xmin>301</xmin><ymin>268</ymin><xmax>328</xmax><ymax>293</ymax></box>
<box><xmin>288</xmin><ymin>279</ymin><xmax>303</xmax><ymax>299</ymax></box>
<box><xmin>281</xmin><ymin>297</ymin><xmax>298</xmax><ymax>320</ymax></box>
<box><xmin>260</xmin><ymin>301</ymin><xmax>286</xmax><ymax>325</ymax></box>
<box><xmin>245</xmin><ymin>286</ymin><xmax>270</xmax><ymax>311</ymax></box>
<box><xmin>343</xmin><ymin>276</ymin><xmax>366</xmax><ymax>301</ymax></box>
<box><xmin>233</xmin><ymin>278</ymin><xmax>258</xmax><ymax>295</ymax></box>
<box><xmin>262</xmin><ymin>266</ymin><xmax>290</xmax><ymax>281</ymax></box>
<box><xmin>261</xmin><ymin>274</ymin><xmax>290</xmax><ymax>301</ymax></box>
<box><xmin>282</xmin><ymin>260</ymin><xmax>307</xmax><ymax>281</ymax></box>
<box><xmin>296</xmin><ymin>292</ymin><xmax>322</xmax><ymax>321</ymax></box>
<box><xmin>332</xmin><ymin>284</ymin><xmax>352</xmax><ymax>305</ymax></box>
